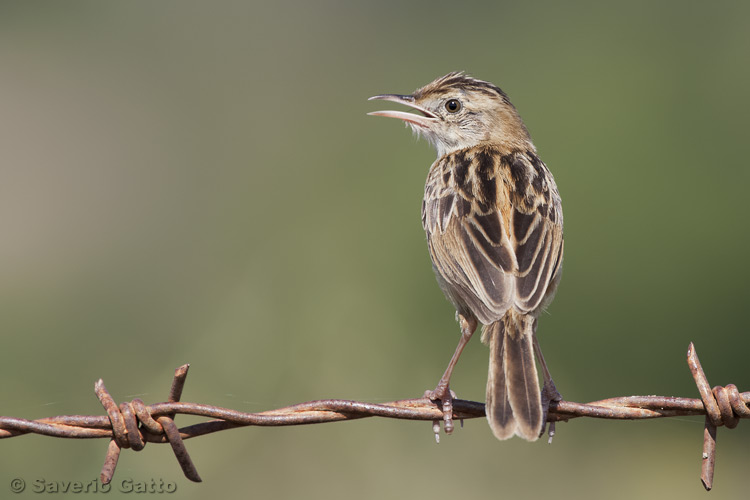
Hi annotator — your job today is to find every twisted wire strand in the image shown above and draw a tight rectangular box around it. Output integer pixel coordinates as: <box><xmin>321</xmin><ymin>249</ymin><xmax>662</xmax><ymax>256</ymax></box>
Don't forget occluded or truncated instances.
<box><xmin>0</xmin><ymin>343</ymin><xmax>746</xmax><ymax>490</ymax></box>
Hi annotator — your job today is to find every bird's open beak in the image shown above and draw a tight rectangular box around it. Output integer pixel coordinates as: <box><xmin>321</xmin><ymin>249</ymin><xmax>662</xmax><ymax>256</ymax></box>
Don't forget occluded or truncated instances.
<box><xmin>367</xmin><ymin>94</ymin><xmax>438</xmax><ymax>129</ymax></box>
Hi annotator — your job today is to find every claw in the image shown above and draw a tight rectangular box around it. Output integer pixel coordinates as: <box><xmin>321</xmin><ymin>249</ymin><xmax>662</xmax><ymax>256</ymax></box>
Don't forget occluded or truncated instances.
<box><xmin>432</xmin><ymin>419</ymin><xmax>441</xmax><ymax>443</ymax></box>
<box><xmin>539</xmin><ymin>379</ymin><xmax>562</xmax><ymax>442</ymax></box>
<box><xmin>546</xmin><ymin>422</ymin><xmax>556</xmax><ymax>444</ymax></box>
<box><xmin>425</xmin><ymin>386</ymin><xmax>458</xmax><ymax>437</ymax></box>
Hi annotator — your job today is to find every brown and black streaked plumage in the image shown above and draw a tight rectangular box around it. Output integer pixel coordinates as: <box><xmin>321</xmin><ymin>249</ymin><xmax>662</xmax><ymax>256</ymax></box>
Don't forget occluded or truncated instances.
<box><xmin>369</xmin><ymin>72</ymin><xmax>564</xmax><ymax>441</ymax></box>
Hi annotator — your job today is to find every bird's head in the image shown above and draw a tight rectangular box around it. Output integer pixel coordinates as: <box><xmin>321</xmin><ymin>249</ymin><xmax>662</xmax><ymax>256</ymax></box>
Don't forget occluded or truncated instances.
<box><xmin>369</xmin><ymin>72</ymin><xmax>533</xmax><ymax>157</ymax></box>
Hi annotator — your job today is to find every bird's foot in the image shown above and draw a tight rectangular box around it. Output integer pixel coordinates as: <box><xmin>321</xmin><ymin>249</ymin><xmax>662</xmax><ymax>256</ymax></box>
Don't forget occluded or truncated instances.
<box><xmin>539</xmin><ymin>379</ymin><xmax>563</xmax><ymax>443</ymax></box>
<box><xmin>425</xmin><ymin>383</ymin><xmax>458</xmax><ymax>442</ymax></box>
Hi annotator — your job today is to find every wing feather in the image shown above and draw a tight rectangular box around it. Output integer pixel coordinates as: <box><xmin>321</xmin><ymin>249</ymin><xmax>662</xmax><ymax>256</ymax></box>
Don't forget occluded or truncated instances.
<box><xmin>423</xmin><ymin>147</ymin><xmax>563</xmax><ymax>323</ymax></box>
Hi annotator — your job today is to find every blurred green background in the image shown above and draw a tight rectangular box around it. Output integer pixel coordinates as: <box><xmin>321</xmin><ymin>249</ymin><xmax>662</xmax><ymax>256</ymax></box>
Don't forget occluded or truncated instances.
<box><xmin>1</xmin><ymin>0</ymin><xmax>748</xmax><ymax>498</ymax></box>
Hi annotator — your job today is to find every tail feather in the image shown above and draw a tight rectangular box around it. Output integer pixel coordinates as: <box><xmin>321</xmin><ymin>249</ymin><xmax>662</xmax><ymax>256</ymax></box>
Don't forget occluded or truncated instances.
<box><xmin>484</xmin><ymin>312</ymin><xmax>542</xmax><ymax>441</ymax></box>
<box><xmin>485</xmin><ymin>322</ymin><xmax>514</xmax><ymax>438</ymax></box>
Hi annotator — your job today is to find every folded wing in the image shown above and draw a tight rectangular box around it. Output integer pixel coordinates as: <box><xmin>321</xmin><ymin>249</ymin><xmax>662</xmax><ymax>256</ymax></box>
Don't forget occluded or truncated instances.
<box><xmin>422</xmin><ymin>147</ymin><xmax>563</xmax><ymax>323</ymax></box>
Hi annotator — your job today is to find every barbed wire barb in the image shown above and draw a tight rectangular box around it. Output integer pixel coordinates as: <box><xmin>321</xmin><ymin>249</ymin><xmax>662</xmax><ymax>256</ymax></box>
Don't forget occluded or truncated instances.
<box><xmin>0</xmin><ymin>343</ymin><xmax>746</xmax><ymax>490</ymax></box>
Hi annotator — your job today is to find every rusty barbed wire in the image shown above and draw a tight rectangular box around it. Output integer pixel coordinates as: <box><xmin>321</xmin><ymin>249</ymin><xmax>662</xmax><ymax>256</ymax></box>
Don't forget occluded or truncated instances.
<box><xmin>0</xmin><ymin>342</ymin><xmax>746</xmax><ymax>490</ymax></box>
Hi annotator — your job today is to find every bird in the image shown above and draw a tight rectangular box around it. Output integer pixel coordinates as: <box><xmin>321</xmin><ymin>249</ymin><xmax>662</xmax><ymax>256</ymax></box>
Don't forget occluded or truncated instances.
<box><xmin>368</xmin><ymin>72</ymin><xmax>564</xmax><ymax>441</ymax></box>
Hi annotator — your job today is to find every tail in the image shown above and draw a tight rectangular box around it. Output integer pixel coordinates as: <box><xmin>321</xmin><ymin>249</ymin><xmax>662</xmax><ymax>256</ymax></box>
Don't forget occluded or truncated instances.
<box><xmin>483</xmin><ymin>310</ymin><xmax>542</xmax><ymax>441</ymax></box>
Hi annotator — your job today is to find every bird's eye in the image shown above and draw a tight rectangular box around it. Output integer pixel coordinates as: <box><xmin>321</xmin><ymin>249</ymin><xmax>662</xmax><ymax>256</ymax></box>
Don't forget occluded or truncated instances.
<box><xmin>445</xmin><ymin>99</ymin><xmax>462</xmax><ymax>113</ymax></box>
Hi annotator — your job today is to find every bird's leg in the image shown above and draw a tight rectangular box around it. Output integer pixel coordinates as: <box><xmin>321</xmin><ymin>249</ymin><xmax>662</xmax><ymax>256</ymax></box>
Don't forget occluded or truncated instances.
<box><xmin>425</xmin><ymin>314</ymin><xmax>477</xmax><ymax>439</ymax></box>
<box><xmin>532</xmin><ymin>323</ymin><xmax>562</xmax><ymax>442</ymax></box>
